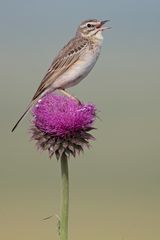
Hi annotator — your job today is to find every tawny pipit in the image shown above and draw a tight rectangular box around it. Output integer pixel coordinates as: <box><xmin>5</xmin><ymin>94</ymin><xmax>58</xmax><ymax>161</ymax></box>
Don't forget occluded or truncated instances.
<box><xmin>12</xmin><ymin>19</ymin><xmax>110</xmax><ymax>132</ymax></box>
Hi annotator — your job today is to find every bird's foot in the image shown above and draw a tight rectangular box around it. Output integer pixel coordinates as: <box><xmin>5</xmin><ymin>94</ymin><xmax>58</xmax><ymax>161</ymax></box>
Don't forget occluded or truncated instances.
<box><xmin>59</xmin><ymin>89</ymin><xmax>81</xmax><ymax>105</ymax></box>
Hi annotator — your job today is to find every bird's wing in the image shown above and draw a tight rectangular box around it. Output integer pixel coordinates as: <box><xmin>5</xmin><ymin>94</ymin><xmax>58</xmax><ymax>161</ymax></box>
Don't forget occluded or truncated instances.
<box><xmin>11</xmin><ymin>37</ymin><xmax>88</xmax><ymax>132</ymax></box>
<box><xmin>32</xmin><ymin>37</ymin><xmax>88</xmax><ymax>101</ymax></box>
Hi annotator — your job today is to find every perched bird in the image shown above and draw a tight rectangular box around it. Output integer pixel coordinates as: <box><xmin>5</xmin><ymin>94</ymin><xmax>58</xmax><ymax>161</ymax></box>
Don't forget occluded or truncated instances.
<box><xmin>12</xmin><ymin>19</ymin><xmax>110</xmax><ymax>132</ymax></box>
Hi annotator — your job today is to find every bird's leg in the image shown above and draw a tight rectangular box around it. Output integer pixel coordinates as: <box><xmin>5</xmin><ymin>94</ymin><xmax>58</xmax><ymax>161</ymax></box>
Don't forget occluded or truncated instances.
<box><xmin>59</xmin><ymin>89</ymin><xmax>81</xmax><ymax>104</ymax></box>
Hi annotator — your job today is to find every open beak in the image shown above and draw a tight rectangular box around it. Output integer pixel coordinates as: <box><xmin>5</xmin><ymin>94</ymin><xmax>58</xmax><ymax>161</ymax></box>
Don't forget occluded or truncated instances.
<box><xmin>97</xmin><ymin>20</ymin><xmax>111</xmax><ymax>31</ymax></box>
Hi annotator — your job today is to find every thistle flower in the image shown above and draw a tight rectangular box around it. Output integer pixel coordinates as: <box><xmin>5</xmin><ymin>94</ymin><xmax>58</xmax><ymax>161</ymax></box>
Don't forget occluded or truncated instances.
<box><xmin>31</xmin><ymin>93</ymin><xmax>96</xmax><ymax>160</ymax></box>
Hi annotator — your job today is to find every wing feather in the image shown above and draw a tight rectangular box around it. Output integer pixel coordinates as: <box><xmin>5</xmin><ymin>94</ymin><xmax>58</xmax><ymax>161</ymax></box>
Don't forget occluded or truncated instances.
<box><xmin>32</xmin><ymin>38</ymin><xmax>87</xmax><ymax>101</ymax></box>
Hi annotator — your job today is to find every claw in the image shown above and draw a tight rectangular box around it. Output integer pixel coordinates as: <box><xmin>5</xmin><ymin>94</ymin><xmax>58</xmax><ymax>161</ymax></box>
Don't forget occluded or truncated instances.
<box><xmin>59</xmin><ymin>89</ymin><xmax>81</xmax><ymax>105</ymax></box>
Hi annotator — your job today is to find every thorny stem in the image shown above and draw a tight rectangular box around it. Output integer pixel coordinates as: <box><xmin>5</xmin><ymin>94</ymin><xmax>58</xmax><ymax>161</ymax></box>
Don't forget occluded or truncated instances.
<box><xmin>60</xmin><ymin>155</ymin><xmax>69</xmax><ymax>240</ymax></box>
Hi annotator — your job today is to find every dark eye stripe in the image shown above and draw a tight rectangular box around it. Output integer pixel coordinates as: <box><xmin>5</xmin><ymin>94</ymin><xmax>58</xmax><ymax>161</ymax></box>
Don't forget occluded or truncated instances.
<box><xmin>87</xmin><ymin>23</ymin><xmax>94</xmax><ymax>28</ymax></box>
<box><xmin>87</xmin><ymin>24</ymin><xmax>91</xmax><ymax>28</ymax></box>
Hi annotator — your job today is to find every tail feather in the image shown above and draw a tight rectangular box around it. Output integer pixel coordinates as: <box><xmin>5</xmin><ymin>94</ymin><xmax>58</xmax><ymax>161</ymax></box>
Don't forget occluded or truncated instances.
<box><xmin>11</xmin><ymin>88</ymin><xmax>50</xmax><ymax>132</ymax></box>
<box><xmin>11</xmin><ymin>103</ymin><xmax>33</xmax><ymax>132</ymax></box>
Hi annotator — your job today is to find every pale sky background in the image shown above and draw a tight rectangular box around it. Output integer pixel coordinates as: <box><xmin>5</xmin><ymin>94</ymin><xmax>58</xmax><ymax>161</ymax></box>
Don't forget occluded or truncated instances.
<box><xmin>0</xmin><ymin>1</ymin><xmax>160</xmax><ymax>240</ymax></box>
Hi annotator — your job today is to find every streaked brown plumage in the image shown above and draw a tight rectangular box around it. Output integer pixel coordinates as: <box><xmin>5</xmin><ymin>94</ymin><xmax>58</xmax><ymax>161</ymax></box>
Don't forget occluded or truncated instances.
<box><xmin>32</xmin><ymin>37</ymin><xmax>88</xmax><ymax>101</ymax></box>
<box><xmin>12</xmin><ymin>19</ymin><xmax>110</xmax><ymax>132</ymax></box>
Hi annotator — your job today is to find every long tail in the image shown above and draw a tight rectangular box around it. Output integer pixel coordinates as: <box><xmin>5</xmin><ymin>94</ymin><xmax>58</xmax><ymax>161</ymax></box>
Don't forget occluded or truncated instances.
<box><xmin>11</xmin><ymin>103</ymin><xmax>33</xmax><ymax>132</ymax></box>
<box><xmin>11</xmin><ymin>87</ymin><xmax>51</xmax><ymax>132</ymax></box>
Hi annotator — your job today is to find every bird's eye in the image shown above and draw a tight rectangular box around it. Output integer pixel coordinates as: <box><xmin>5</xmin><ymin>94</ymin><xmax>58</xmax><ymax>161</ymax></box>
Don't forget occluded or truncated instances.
<box><xmin>87</xmin><ymin>23</ymin><xmax>92</xmax><ymax>28</ymax></box>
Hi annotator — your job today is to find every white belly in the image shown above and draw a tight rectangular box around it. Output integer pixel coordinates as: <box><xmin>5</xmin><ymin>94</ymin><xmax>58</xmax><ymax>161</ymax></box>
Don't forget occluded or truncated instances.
<box><xmin>52</xmin><ymin>47</ymin><xmax>101</xmax><ymax>89</ymax></box>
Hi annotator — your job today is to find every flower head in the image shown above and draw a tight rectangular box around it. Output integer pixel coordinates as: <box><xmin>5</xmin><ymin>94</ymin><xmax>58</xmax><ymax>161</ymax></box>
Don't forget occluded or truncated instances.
<box><xmin>31</xmin><ymin>93</ymin><xmax>96</xmax><ymax>160</ymax></box>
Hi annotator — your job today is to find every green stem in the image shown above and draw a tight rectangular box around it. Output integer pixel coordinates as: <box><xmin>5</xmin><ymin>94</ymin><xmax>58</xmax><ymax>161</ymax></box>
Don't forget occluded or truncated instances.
<box><xmin>60</xmin><ymin>156</ymin><xmax>69</xmax><ymax>240</ymax></box>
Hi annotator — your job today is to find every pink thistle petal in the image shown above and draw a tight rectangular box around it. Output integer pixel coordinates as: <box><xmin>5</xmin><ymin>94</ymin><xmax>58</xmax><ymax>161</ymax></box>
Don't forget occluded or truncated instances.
<box><xmin>32</xmin><ymin>93</ymin><xmax>96</xmax><ymax>137</ymax></box>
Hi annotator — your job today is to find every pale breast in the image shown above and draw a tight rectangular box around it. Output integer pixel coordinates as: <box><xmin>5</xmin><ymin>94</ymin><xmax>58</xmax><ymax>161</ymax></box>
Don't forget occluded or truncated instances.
<box><xmin>52</xmin><ymin>45</ymin><xmax>101</xmax><ymax>89</ymax></box>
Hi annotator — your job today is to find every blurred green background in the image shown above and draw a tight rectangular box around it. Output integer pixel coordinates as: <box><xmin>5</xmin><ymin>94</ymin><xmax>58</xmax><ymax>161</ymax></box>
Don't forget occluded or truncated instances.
<box><xmin>0</xmin><ymin>0</ymin><xmax>160</xmax><ymax>239</ymax></box>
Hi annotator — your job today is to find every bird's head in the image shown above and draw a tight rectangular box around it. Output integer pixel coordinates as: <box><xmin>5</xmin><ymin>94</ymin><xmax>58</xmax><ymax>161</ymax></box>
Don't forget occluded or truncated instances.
<box><xmin>76</xmin><ymin>19</ymin><xmax>111</xmax><ymax>40</ymax></box>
